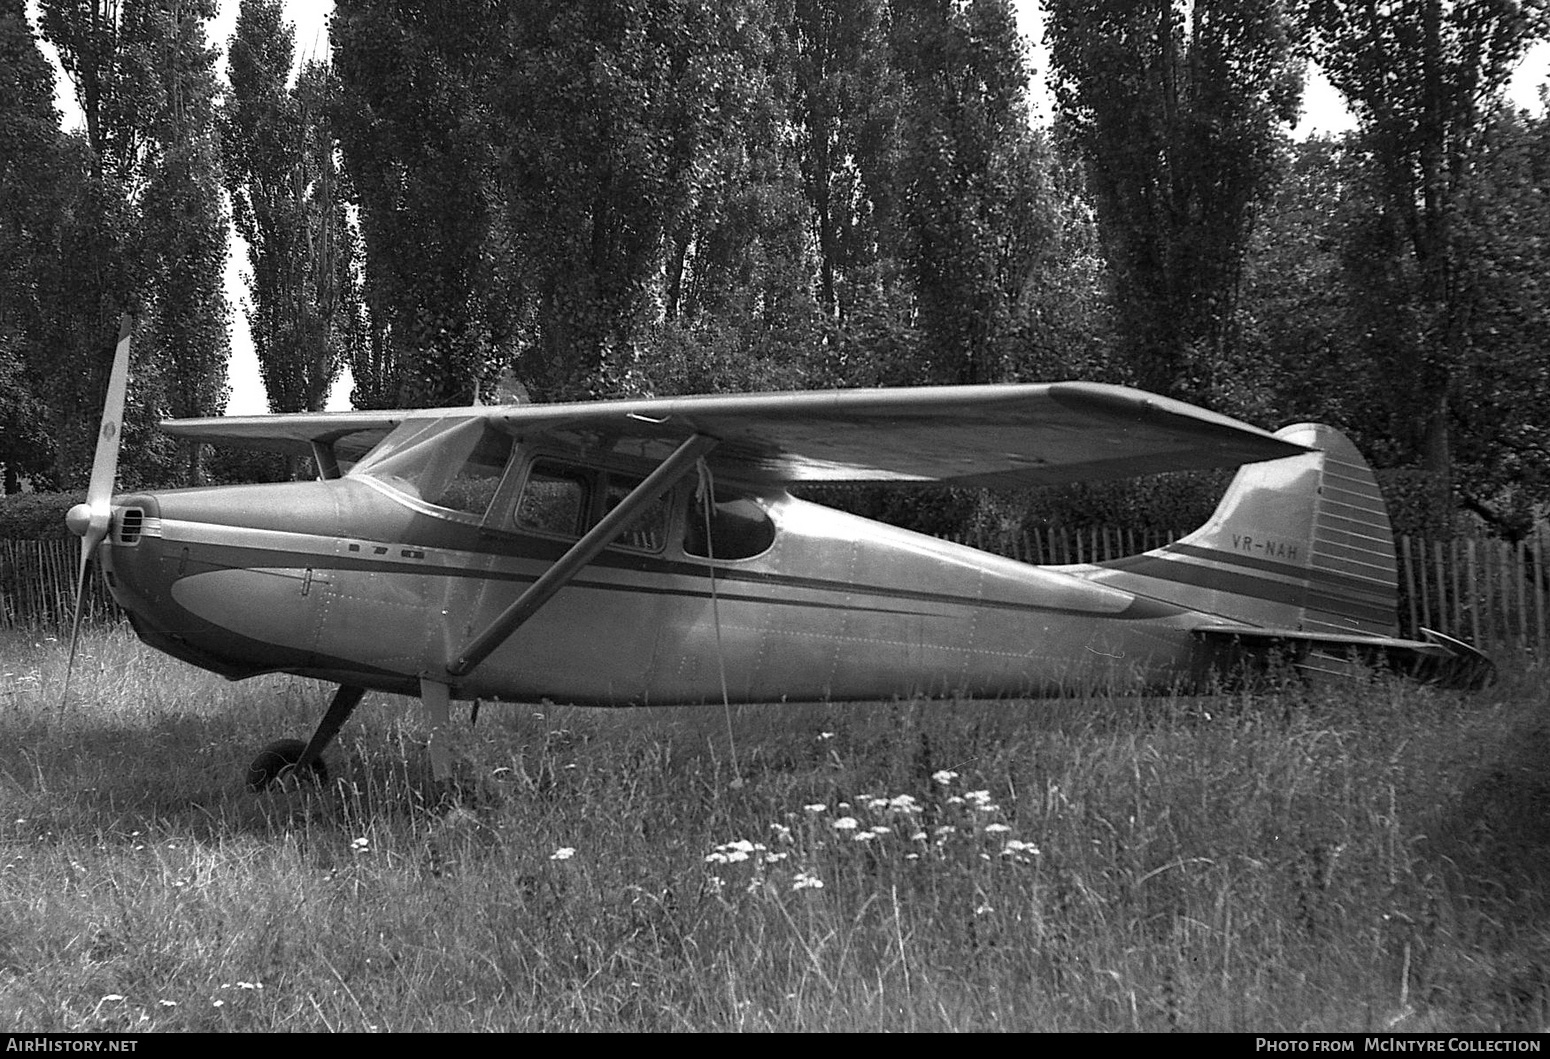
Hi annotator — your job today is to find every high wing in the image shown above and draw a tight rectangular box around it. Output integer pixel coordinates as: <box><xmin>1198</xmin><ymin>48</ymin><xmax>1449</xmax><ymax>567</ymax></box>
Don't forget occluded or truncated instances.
<box><xmin>161</xmin><ymin>383</ymin><xmax>1309</xmax><ymax>487</ymax></box>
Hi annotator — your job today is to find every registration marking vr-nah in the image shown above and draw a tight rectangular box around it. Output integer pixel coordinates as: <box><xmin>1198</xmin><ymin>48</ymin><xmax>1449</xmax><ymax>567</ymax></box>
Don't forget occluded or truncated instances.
<box><xmin>153</xmin><ymin>519</ymin><xmax>1173</xmax><ymax>623</ymax></box>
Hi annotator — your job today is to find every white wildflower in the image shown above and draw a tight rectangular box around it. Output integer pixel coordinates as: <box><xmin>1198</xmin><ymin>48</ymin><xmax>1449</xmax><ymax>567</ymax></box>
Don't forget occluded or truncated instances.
<box><xmin>550</xmin><ymin>847</ymin><xmax>576</xmax><ymax>861</ymax></box>
<box><xmin>966</xmin><ymin>790</ymin><xmax>1000</xmax><ymax>812</ymax></box>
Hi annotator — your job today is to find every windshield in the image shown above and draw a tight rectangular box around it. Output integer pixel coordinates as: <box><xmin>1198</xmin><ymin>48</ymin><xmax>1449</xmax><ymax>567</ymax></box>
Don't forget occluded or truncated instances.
<box><xmin>351</xmin><ymin>418</ymin><xmax>514</xmax><ymax>518</ymax></box>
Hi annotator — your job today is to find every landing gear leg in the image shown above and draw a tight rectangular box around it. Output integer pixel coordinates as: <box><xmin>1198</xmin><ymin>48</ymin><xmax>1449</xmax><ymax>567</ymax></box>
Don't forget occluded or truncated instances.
<box><xmin>420</xmin><ymin>678</ymin><xmax>453</xmax><ymax>783</ymax></box>
<box><xmin>295</xmin><ymin>684</ymin><xmax>367</xmax><ymax>775</ymax></box>
<box><xmin>246</xmin><ymin>684</ymin><xmax>366</xmax><ymax>792</ymax></box>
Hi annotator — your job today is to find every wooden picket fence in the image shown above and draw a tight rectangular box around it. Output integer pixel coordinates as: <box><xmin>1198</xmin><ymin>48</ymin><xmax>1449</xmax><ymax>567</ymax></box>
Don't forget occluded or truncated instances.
<box><xmin>2</xmin><ymin>526</ymin><xmax>1546</xmax><ymax>657</ymax></box>
<box><xmin>0</xmin><ymin>539</ymin><xmax>118</xmax><ymax>630</ymax></box>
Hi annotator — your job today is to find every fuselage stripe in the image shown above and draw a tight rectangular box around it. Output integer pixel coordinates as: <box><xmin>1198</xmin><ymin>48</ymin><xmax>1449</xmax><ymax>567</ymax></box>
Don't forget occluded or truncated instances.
<box><xmin>1113</xmin><ymin>542</ymin><xmax>1395</xmax><ymax>594</ymax></box>
<box><xmin>160</xmin><ymin>524</ymin><xmax>1176</xmax><ymax>623</ymax></box>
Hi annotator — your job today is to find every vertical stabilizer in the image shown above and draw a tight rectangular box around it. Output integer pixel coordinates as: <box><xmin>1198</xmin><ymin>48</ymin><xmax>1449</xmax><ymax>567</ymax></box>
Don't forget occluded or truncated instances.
<box><xmin>1095</xmin><ymin>424</ymin><xmax>1399</xmax><ymax>635</ymax></box>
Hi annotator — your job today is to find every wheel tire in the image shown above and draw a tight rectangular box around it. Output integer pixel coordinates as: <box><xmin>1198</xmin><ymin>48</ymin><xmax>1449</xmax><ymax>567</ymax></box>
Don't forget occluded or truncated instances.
<box><xmin>246</xmin><ymin>738</ymin><xmax>328</xmax><ymax>792</ymax></box>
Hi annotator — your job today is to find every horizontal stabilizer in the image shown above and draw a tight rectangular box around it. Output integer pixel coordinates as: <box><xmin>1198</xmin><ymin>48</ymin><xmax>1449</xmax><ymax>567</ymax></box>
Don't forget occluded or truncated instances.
<box><xmin>1193</xmin><ymin>624</ymin><xmax>1495</xmax><ymax>690</ymax></box>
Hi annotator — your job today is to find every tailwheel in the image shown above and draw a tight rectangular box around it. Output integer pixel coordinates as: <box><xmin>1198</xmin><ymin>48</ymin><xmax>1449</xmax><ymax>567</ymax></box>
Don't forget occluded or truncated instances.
<box><xmin>246</xmin><ymin>738</ymin><xmax>328</xmax><ymax>792</ymax></box>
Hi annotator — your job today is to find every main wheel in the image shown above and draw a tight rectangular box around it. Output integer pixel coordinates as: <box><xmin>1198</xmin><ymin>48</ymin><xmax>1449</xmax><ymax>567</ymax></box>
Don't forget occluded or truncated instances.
<box><xmin>246</xmin><ymin>738</ymin><xmax>328</xmax><ymax>792</ymax></box>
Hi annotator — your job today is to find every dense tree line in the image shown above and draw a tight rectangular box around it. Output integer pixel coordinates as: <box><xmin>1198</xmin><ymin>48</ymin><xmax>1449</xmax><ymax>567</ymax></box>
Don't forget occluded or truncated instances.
<box><xmin>1</xmin><ymin>0</ymin><xmax>231</xmax><ymax>489</ymax></box>
<box><xmin>1</xmin><ymin>0</ymin><xmax>1546</xmax><ymax>538</ymax></box>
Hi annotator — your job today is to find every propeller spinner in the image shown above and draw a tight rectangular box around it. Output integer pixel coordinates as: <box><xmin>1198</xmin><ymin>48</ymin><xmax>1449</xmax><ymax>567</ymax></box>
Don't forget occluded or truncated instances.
<box><xmin>63</xmin><ymin>313</ymin><xmax>133</xmax><ymax>701</ymax></box>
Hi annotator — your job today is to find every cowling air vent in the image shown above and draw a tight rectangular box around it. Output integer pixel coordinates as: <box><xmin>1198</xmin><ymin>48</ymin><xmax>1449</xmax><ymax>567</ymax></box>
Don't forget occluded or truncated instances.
<box><xmin>115</xmin><ymin>507</ymin><xmax>144</xmax><ymax>546</ymax></box>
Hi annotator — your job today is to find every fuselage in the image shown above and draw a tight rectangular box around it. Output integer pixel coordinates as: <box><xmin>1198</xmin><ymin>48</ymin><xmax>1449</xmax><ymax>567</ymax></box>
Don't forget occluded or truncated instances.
<box><xmin>98</xmin><ymin>464</ymin><xmax>1211</xmax><ymax>705</ymax></box>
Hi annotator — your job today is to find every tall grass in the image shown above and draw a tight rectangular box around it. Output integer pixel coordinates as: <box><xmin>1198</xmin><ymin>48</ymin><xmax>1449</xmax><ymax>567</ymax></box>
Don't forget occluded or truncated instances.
<box><xmin>1</xmin><ymin>625</ymin><xmax>1547</xmax><ymax>1031</ymax></box>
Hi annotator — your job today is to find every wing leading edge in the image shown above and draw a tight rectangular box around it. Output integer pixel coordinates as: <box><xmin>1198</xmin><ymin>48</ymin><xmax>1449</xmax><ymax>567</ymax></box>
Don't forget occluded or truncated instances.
<box><xmin>161</xmin><ymin>382</ymin><xmax>1309</xmax><ymax>487</ymax></box>
<box><xmin>160</xmin><ymin>409</ymin><xmax>409</xmax><ymax>463</ymax></box>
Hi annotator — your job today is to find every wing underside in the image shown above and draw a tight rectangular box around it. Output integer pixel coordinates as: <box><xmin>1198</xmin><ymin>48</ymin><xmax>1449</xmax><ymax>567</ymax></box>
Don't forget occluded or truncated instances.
<box><xmin>161</xmin><ymin>382</ymin><xmax>1309</xmax><ymax>488</ymax></box>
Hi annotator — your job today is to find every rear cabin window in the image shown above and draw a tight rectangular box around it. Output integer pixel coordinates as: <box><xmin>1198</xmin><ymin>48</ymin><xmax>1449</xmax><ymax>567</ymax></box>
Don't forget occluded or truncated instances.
<box><xmin>683</xmin><ymin>493</ymin><xmax>776</xmax><ymax>561</ymax></box>
<box><xmin>602</xmin><ymin>474</ymin><xmax>670</xmax><ymax>551</ymax></box>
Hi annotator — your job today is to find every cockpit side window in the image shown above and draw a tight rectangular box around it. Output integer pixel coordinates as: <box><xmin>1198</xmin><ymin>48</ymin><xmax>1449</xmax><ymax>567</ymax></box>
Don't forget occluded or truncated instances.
<box><xmin>514</xmin><ymin>460</ymin><xmax>590</xmax><ymax>537</ymax></box>
<box><xmin>683</xmin><ymin>490</ymin><xmax>776</xmax><ymax>561</ymax></box>
<box><xmin>507</xmin><ymin>459</ymin><xmax>670</xmax><ymax>552</ymax></box>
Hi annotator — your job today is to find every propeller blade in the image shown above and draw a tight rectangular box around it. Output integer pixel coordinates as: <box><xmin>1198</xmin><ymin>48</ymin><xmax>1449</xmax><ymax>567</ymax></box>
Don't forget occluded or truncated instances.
<box><xmin>87</xmin><ymin>314</ymin><xmax>133</xmax><ymax>518</ymax></box>
<box><xmin>64</xmin><ymin>540</ymin><xmax>93</xmax><ymax>695</ymax></box>
<box><xmin>62</xmin><ymin>314</ymin><xmax>134</xmax><ymax>705</ymax></box>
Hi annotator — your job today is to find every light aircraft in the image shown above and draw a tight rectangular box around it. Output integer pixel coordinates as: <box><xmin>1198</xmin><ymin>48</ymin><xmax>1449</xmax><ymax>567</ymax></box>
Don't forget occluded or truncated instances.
<box><xmin>63</xmin><ymin>317</ymin><xmax>1491</xmax><ymax>790</ymax></box>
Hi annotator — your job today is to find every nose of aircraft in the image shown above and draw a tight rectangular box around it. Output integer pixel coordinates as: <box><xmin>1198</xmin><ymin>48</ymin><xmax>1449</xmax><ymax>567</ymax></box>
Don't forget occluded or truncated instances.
<box><xmin>95</xmin><ymin>489</ymin><xmax>288</xmax><ymax>679</ymax></box>
<box><xmin>93</xmin><ymin>480</ymin><xmax>367</xmax><ymax>681</ymax></box>
<box><xmin>96</xmin><ymin>494</ymin><xmax>163</xmax><ymax>603</ymax></box>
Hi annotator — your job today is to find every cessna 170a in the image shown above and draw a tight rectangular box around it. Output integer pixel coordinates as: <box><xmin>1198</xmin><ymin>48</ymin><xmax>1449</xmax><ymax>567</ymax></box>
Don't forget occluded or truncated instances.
<box><xmin>64</xmin><ymin>318</ymin><xmax>1490</xmax><ymax>790</ymax></box>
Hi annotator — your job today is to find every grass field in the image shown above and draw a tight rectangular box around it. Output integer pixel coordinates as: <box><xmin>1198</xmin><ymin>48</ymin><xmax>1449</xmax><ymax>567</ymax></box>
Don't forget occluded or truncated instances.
<box><xmin>1</xmin><ymin>625</ymin><xmax>1547</xmax><ymax>1031</ymax></box>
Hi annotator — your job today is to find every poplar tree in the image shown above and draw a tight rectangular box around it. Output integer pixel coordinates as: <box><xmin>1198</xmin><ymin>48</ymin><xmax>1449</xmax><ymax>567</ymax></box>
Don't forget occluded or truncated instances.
<box><xmin>41</xmin><ymin>0</ymin><xmax>229</xmax><ymax>486</ymax></box>
<box><xmin>1046</xmin><ymin>0</ymin><xmax>1303</xmax><ymax>403</ymax></box>
<box><xmin>1301</xmin><ymin>0</ymin><xmax>1550</xmax><ymax>489</ymax></box>
<box><xmin>225</xmin><ymin>0</ymin><xmax>354</xmax><ymax>414</ymax></box>
<box><xmin>0</xmin><ymin>0</ymin><xmax>63</xmax><ymax>490</ymax></box>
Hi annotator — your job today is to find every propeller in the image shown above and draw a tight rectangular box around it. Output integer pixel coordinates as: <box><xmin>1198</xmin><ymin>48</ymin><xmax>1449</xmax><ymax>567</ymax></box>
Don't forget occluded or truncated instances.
<box><xmin>62</xmin><ymin>314</ymin><xmax>133</xmax><ymax>703</ymax></box>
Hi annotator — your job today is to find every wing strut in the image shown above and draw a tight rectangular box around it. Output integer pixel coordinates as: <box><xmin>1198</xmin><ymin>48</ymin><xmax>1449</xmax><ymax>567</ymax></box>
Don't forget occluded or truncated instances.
<box><xmin>445</xmin><ymin>432</ymin><xmax>720</xmax><ymax>679</ymax></box>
